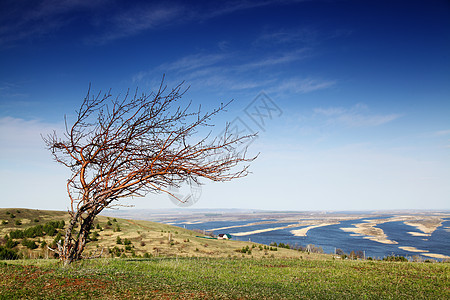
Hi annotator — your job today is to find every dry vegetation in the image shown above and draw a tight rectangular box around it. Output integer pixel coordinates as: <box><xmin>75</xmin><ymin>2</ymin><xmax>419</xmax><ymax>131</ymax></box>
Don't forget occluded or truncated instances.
<box><xmin>0</xmin><ymin>208</ymin><xmax>326</xmax><ymax>261</ymax></box>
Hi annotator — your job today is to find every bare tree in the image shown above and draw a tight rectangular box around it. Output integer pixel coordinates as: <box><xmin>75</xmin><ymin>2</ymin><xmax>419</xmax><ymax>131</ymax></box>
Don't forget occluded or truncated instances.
<box><xmin>43</xmin><ymin>79</ymin><xmax>255</xmax><ymax>265</ymax></box>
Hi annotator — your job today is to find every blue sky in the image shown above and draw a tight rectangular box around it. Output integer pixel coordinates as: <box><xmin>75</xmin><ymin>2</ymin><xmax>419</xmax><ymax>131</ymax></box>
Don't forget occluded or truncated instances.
<box><xmin>0</xmin><ymin>0</ymin><xmax>449</xmax><ymax>211</ymax></box>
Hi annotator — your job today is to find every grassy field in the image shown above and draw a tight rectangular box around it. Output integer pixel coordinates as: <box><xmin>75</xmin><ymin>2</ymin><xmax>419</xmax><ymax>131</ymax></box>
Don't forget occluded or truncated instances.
<box><xmin>1</xmin><ymin>208</ymin><xmax>449</xmax><ymax>299</ymax></box>
<box><xmin>1</xmin><ymin>257</ymin><xmax>449</xmax><ymax>299</ymax></box>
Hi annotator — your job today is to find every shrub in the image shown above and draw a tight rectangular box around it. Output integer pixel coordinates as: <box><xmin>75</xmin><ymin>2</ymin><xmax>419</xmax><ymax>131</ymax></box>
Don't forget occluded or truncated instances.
<box><xmin>335</xmin><ymin>248</ymin><xmax>346</xmax><ymax>256</ymax></box>
<box><xmin>1</xmin><ymin>220</ymin><xmax>8</xmax><ymax>225</ymax></box>
<box><xmin>383</xmin><ymin>255</ymin><xmax>408</xmax><ymax>262</ymax></box>
<box><xmin>0</xmin><ymin>246</ymin><xmax>21</xmax><ymax>260</ymax></box>
<box><xmin>23</xmin><ymin>225</ymin><xmax>44</xmax><ymax>238</ymax></box>
<box><xmin>5</xmin><ymin>239</ymin><xmax>18</xmax><ymax>249</ymax></box>
<box><xmin>22</xmin><ymin>239</ymin><xmax>38</xmax><ymax>250</ymax></box>
<box><xmin>236</xmin><ymin>246</ymin><xmax>252</xmax><ymax>254</ymax></box>
<box><xmin>277</xmin><ymin>242</ymin><xmax>290</xmax><ymax>249</ymax></box>
<box><xmin>9</xmin><ymin>230</ymin><xmax>24</xmax><ymax>239</ymax></box>
<box><xmin>123</xmin><ymin>238</ymin><xmax>132</xmax><ymax>245</ymax></box>
<box><xmin>116</xmin><ymin>237</ymin><xmax>122</xmax><ymax>244</ymax></box>
<box><xmin>90</xmin><ymin>231</ymin><xmax>99</xmax><ymax>241</ymax></box>
<box><xmin>53</xmin><ymin>233</ymin><xmax>62</xmax><ymax>245</ymax></box>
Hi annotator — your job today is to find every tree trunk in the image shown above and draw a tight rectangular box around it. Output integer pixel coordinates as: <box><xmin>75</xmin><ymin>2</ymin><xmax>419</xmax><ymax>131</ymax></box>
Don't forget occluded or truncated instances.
<box><xmin>60</xmin><ymin>210</ymin><xmax>96</xmax><ymax>265</ymax></box>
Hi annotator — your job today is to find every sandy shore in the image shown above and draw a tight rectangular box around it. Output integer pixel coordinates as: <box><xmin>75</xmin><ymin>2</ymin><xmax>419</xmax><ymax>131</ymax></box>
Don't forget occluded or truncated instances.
<box><xmin>290</xmin><ymin>222</ymin><xmax>339</xmax><ymax>237</ymax></box>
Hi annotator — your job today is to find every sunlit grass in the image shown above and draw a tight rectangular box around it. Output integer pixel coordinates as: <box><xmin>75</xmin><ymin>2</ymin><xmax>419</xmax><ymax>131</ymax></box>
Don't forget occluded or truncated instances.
<box><xmin>1</xmin><ymin>257</ymin><xmax>449</xmax><ymax>299</ymax></box>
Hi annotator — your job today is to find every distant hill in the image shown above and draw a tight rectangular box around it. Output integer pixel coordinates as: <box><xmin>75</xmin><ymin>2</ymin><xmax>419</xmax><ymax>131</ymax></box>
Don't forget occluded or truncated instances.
<box><xmin>0</xmin><ymin>208</ymin><xmax>327</xmax><ymax>260</ymax></box>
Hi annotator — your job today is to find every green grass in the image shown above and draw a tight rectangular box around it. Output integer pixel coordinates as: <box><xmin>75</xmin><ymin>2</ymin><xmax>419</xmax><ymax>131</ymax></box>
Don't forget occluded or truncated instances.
<box><xmin>1</xmin><ymin>258</ymin><xmax>448</xmax><ymax>299</ymax></box>
<box><xmin>1</xmin><ymin>208</ymin><xmax>449</xmax><ymax>299</ymax></box>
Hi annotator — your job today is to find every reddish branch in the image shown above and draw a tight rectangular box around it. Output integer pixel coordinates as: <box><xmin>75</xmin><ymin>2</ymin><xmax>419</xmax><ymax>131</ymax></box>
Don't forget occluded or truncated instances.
<box><xmin>43</xmin><ymin>80</ymin><xmax>256</xmax><ymax>264</ymax></box>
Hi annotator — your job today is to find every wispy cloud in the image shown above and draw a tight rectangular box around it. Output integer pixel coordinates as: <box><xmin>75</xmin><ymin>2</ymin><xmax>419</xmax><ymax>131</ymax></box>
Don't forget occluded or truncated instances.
<box><xmin>132</xmin><ymin>47</ymin><xmax>334</xmax><ymax>97</ymax></box>
<box><xmin>162</xmin><ymin>53</ymin><xmax>230</xmax><ymax>73</ymax></box>
<box><xmin>237</xmin><ymin>48</ymin><xmax>311</xmax><ymax>71</ymax></box>
<box><xmin>0</xmin><ymin>116</ymin><xmax>62</xmax><ymax>158</ymax></box>
<box><xmin>1</xmin><ymin>0</ymin><xmax>306</xmax><ymax>47</ymax></box>
<box><xmin>313</xmin><ymin>103</ymin><xmax>401</xmax><ymax>127</ymax></box>
<box><xmin>203</xmin><ymin>0</ymin><xmax>306</xmax><ymax>20</ymax></box>
<box><xmin>255</xmin><ymin>27</ymin><xmax>318</xmax><ymax>46</ymax></box>
<box><xmin>0</xmin><ymin>0</ymin><xmax>106</xmax><ymax>47</ymax></box>
<box><xmin>434</xmin><ymin>129</ymin><xmax>450</xmax><ymax>136</ymax></box>
<box><xmin>94</xmin><ymin>4</ymin><xmax>185</xmax><ymax>44</ymax></box>
<box><xmin>0</xmin><ymin>82</ymin><xmax>29</xmax><ymax>103</ymax></box>
<box><xmin>275</xmin><ymin>77</ymin><xmax>336</xmax><ymax>94</ymax></box>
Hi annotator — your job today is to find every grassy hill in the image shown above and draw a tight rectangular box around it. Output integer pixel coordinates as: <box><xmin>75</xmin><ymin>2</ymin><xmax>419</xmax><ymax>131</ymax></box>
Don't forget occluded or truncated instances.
<box><xmin>0</xmin><ymin>208</ymin><xmax>322</xmax><ymax>260</ymax></box>
<box><xmin>1</xmin><ymin>208</ymin><xmax>449</xmax><ymax>299</ymax></box>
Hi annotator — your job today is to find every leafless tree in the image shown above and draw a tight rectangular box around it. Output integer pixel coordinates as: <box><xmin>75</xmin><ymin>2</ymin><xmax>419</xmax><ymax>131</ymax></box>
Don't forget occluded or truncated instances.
<box><xmin>43</xmin><ymin>79</ymin><xmax>256</xmax><ymax>265</ymax></box>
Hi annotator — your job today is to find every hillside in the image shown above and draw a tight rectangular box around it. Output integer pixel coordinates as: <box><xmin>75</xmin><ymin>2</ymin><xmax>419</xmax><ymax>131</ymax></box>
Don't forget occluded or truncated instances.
<box><xmin>1</xmin><ymin>209</ymin><xmax>449</xmax><ymax>299</ymax></box>
<box><xmin>0</xmin><ymin>208</ymin><xmax>326</xmax><ymax>260</ymax></box>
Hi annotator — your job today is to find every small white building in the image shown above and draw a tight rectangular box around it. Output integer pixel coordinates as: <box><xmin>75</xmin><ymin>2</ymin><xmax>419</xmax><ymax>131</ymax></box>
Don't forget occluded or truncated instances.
<box><xmin>217</xmin><ymin>233</ymin><xmax>232</xmax><ymax>240</ymax></box>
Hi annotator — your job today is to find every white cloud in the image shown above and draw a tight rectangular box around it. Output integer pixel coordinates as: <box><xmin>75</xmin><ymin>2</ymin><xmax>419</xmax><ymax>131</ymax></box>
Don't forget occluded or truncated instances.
<box><xmin>237</xmin><ymin>48</ymin><xmax>311</xmax><ymax>71</ymax></box>
<box><xmin>96</xmin><ymin>4</ymin><xmax>185</xmax><ymax>44</ymax></box>
<box><xmin>162</xmin><ymin>53</ymin><xmax>230</xmax><ymax>73</ymax></box>
<box><xmin>313</xmin><ymin>104</ymin><xmax>401</xmax><ymax>127</ymax></box>
<box><xmin>275</xmin><ymin>77</ymin><xmax>336</xmax><ymax>94</ymax></box>
<box><xmin>0</xmin><ymin>116</ymin><xmax>61</xmax><ymax>161</ymax></box>
<box><xmin>255</xmin><ymin>27</ymin><xmax>318</xmax><ymax>46</ymax></box>
<box><xmin>313</xmin><ymin>107</ymin><xmax>345</xmax><ymax>116</ymax></box>
<box><xmin>0</xmin><ymin>116</ymin><xmax>69</xmax><ymax>210</ymax></box>
<box><xmin>0</xmin><ymin>0</ymin><xmax>106</xmax><ymax>46</ymax></box>
<box><xmin>434</xmin><ymin>129</ymin><xmax>450</xmax><ymax>136</ymax></box>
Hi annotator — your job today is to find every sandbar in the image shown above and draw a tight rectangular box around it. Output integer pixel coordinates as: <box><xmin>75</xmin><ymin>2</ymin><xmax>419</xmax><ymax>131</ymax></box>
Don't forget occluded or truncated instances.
<box><xmin>404</xmin><ymin>218</ymin><xmax>442</xmax><ymax>235</ymax></box>
<box><xmin>421</xmin><ymin>253</ymin><xmax>450</xmax><ymax>260</ymax></box>
<box><xmin>398</xmin><ymin>246</ymin><xmax>428</xmax><ymax>253</ymax></box>
<box><xmin>231</xmin><ymin>224</ymin><xmax>301</xmax><ymax>236</ymax></box>
<box><xmin>407</xmin><ymin>231</ymin><xmax>430</xmax><ymax>237</ymax></box>
<box><xmin>290</xmin><ymin>222</ymin><xmax>339</xmax><ymax>237</ymax></box>
<box><xmin>341</xmin><ymin>219</ymin><xmax>397</xmax><ymax>244</ymax></box>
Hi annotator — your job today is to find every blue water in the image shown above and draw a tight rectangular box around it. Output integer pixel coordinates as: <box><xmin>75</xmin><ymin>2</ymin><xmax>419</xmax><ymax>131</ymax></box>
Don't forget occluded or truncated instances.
<box><xmin>171</xmin><ymin>216</ymin><xmax>450</xmax><ymax>259</ymax></box>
